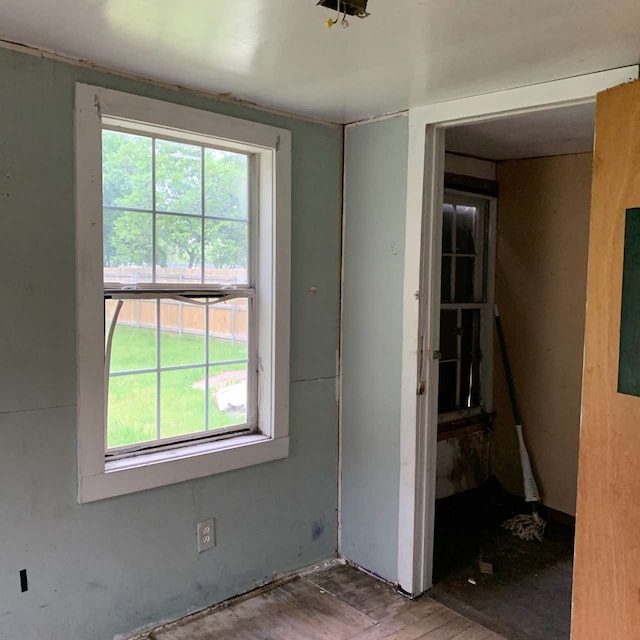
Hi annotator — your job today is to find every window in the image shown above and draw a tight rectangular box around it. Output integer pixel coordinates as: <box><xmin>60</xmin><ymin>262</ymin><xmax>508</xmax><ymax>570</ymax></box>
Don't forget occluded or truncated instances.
<box><xmin>75</xmin><ymin>84</ymin><xmax>291</xmax><ymax>503</ymax></box>
<box><xmin>438</xmin><ymin>192</ymin><xmax>496</xmax><ymax>421</ymax></box>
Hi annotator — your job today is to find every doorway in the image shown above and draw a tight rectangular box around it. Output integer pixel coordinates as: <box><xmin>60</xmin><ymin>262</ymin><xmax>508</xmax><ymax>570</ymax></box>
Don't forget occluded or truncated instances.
<box><xmin>396</xmin><ymin>66</ymin><xmax>640</xmax><ymax>640</ymax></box>
<box><xmin>396</xmin><ymin>65</ymin><xmax>637</xmax><ymax>604</ymax></box>
<box><xmin>426</xmin><ymin>106</ymin><xmax>595</xmax><ymax>640</ymax></box>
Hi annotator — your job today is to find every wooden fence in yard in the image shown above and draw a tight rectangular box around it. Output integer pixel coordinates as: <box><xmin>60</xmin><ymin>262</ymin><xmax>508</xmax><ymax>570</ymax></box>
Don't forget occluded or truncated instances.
<box><xmin>104</xmin><ymin>267</ymin><xmax>249</xmax><ymax>343</ymax></box>
<box><xmin>104</xmin><ymin>266</ymin><xmax>249</xmax><ymax>286</ymax></box>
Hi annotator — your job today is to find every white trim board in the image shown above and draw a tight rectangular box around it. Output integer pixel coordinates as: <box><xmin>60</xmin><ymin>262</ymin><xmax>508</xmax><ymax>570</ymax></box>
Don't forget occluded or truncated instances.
<box><xmin>396</xmin><ymin>65</ymin><xmax>639</xmax><ymax>596</ymax></box>
<box><xmin>444</xmin><ymin>154</ymin><xmax>496</xmax><ymax>182</ymax></box>
<box><xmin>75</xmin><ymin>83</ymin><xmax>292</xmax><ymax>503</ymax></box>
<box><xmin>409</xmin><ymin>66</ymin><xmax>638</xmax><ymax>128</ymax></box>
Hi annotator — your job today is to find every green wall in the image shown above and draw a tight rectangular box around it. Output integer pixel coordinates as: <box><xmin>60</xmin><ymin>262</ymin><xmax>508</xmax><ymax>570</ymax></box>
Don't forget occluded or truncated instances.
<box><xmin>0</xmin><ymin>47</ymin><xmax>342</xmax><ymax>640</ymax></box>
<box><xmin>340</xmin><ymin>116</ymin><xmax>409</xmax><ymax>582</ymax></box>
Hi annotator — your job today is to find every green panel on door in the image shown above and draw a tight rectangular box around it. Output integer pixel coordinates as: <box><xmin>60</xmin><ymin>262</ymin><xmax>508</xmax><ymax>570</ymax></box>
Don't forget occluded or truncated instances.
<box><xmin>618</xmin><ymin>208</ymin><xmax>640</xmax><ymax>396</ymax></box>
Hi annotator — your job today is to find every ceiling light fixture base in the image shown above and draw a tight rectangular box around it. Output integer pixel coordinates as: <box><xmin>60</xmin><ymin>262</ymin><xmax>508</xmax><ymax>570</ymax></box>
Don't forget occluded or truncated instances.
<box><xmin>317</xmin><ymin>0</ymin><xmax>370</xmax><ymax>19</ymax></box>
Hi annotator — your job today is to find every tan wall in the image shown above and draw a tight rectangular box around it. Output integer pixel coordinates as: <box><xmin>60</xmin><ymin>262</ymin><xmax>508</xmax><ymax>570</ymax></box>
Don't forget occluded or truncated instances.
<box><xmin>493</xmin><ymin>153</ymin><xmax>592</xmax><ymax>516</ymax></box>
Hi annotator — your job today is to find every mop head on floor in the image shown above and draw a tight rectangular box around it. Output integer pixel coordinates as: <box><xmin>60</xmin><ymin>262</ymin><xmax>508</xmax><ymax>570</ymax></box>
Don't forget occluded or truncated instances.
<box><xmin>502</xmin><ymin>512</ymin><xmax>546</xmax><ymax>542</ymax></box>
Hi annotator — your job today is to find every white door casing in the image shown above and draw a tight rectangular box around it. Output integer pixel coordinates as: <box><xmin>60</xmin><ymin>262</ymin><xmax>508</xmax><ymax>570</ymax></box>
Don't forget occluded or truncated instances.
<box><xmin>396</xmin><ymin>65</ymin><xmax>639</xmax><ymax>596</ymax></box>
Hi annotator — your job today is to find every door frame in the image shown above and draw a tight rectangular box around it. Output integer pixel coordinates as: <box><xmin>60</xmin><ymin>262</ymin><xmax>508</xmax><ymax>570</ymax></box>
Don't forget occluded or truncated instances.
<box><xmin>396</xmin><ymin>65</ymin><xmax>639</xmax><ymax>597</ymax></box>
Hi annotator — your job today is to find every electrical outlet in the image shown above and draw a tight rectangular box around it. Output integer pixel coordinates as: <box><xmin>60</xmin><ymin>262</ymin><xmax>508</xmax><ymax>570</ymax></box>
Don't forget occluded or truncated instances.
<box><xmin>197</xmin><ymin>518</ymin><xmax>215</xmax><ymax>553</ymax></box>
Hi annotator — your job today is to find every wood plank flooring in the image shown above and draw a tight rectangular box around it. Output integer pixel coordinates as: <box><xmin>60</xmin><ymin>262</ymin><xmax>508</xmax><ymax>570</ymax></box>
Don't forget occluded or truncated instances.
<box><xmin>148</xmin><ymin>564</ymin><xmax>508</xmax><ymax>640</ymax></box>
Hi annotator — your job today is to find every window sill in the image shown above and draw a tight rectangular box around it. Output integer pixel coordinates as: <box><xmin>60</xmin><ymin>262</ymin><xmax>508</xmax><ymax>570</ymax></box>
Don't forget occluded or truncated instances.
<box><xmin>438</xmin><ymin>407</ymin><xmax>484</xmax><ymax>425</ymax></box>
<box><xmin>437</xmin><ymin>411</ymin><xmax>492</xmax><ymax>442</ymax></box>
<box><xmin>78</xmin><ymin>433</ymin><xmax>289</xmax><ymax>503</ymax></box>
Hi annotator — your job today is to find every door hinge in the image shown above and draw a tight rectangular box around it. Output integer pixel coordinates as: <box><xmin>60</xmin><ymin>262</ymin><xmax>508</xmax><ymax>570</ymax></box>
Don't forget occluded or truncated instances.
<box><xmin>433</xmin><ymin>350</ymin><xmax>442</xmax><ymax>360</ymax></box>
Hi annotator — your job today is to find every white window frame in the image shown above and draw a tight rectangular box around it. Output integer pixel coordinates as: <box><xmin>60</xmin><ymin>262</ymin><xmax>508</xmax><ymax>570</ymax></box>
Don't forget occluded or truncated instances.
<box><xmin>438</xmin><ymin>190</ymin><xmax>497</xmax><ymax>423</ymax></box>
<box><xmin>75</xmin><ymin>83</ymin><xmax>291</xmax><ymax>503</ymax></box>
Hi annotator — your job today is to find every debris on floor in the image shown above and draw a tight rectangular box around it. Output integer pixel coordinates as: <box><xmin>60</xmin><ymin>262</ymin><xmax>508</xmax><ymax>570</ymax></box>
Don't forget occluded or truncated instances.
<box><xmin>429</xmin><ymin>477</ymin><xmax>574</xmax><ymax>640</ymax></box>
<box><xmin>479</xmin><ymin>560</ymin><xmax>494</xmax><ymax>575</ymax></box>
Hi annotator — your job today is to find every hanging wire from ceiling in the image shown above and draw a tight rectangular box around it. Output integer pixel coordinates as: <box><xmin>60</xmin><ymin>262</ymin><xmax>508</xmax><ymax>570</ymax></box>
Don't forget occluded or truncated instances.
<box><xmin>318</xmin><ymin>0</ymin><xmax>370</xmax><ymax>28</ymax></box>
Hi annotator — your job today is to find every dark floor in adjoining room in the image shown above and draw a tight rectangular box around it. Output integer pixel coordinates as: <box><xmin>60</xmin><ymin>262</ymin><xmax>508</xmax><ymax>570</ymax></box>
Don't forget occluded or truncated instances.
<box><xmin>429</xmin><ymin>479</ymin><xmax>574</xmax><ymax>640</ymax></box>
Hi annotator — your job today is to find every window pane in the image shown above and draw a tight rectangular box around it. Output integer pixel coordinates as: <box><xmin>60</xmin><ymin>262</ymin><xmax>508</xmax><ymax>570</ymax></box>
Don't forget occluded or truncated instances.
<box><xmin>460</xmin><ymin>357</ymin><xmax>481</xmax><ymax>410</ymax></box>
<box><xmin>460</xmin><ymin>309</ymin><xmax>480</xmax><ymax>360</ymax></box>
<box><xmin>455</xmin><ymin>256</ymin><xmax>476</xmax><ymax>302</ymax></box>
<box><xmin>456</xmin><ymin>205</ymin><xmax>477</xmax><ymax>254</ymax></box>
<box><xmin>107</xmin><ymin>373</ymin><xmax>157</xmax><ymax>449</ymax></box>
<box><xmin>205</xmin><ymin>149</ymin><xmax>248</xmax><ymax>220</ymax></box>
<box><xmin>460</xmin><ymin>309</ymin><xmax>481</xmax><ymax>409</ymax></box>
<box><xmin>439</xmin><ymin>310</ymin><xmax>458</xmax><ymax>361</ymax></box>
<box><xmin>208</xmin><ymin>300</ymin><xmax>249</xmax><ymax>363</ymax></box>
<box><xmin>160</xmin><ymin>367</ymin><xmax>206</xmax><ymax>439</ymax></box>
<box><xmin>102</xmin><ymin>130</ymin><xmax>152</xmax><ymax>210</ymax></box>
<box><xmin>438</xmin><ymin>362</ymin><xmax>457</xmax><ymax>414</ymax></box>
<box><xmin>203</xmin><ymin>267</ymin><xmax>247</xmax><ymax>286</ymax></box>
<box><xmin>156</xmin><ymin>214</ymin><xmax>202</xmax><ymax>284</ymax></box>
<box><xmin>441</xmin><ymin>256</ymin><xmax>452</xmax><ymax>303</ymax></box>
<box><xmin>208</xmin><ymin>363</ymin><xmax>248</xmax><ymax>430</ymax></box>
<box><xmin>106</xmin><ymin>299</ymin><xmax>157</xmax><ymax>373</ymax></box>
<box><xmin>155</xmin><ymin>139</ymin><xmax>202</xmax><ymax>215</ymax></box>
<box><xmin>159</xmin><ymin>300</ymin><xmax>206</xmax><ymax>367</ymax></box>
<box><xmin>442</xmin><ymin>204</ymin><xmax>454</xmax><ymax>254</ymax></box>
<box><xmin>101</xmin><ymin>133</ymin><xmax>256</xmax><ymax>450</ymax></box>
<box><xmin>103</xmin><ymin>210</ymin><xmax>153</xmax><ymax>283</ymax></box>
<box><xmin>204</xmin><ymin>219</ymin><xmax>248</xmax><ymax>283</ymax></box>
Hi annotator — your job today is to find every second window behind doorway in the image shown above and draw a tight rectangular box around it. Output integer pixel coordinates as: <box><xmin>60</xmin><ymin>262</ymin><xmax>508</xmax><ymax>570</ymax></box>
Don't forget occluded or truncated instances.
<box><xmin>439</xmin><ymin>192</ymin><xmax>496</xmax><ymax>421</ymax></box>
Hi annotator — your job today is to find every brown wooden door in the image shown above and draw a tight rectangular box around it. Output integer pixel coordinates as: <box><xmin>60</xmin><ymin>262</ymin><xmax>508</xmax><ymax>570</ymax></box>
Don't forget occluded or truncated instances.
<box><xmin>573</xmin><ymin>79</ymin><xmax>640</xmax><ymax>639</ymax></box>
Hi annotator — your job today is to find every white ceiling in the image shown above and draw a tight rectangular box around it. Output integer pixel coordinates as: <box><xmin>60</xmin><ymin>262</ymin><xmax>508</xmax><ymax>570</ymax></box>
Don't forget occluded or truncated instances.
<box><xmin>1</xmin><ymin>0</ymin><xmax>640</xmax><ymax>123</ymax></box>
<box><xmin>446</xmin><ymin>102</ymin><xmax>596</xmax><ymax>161</ymax></box>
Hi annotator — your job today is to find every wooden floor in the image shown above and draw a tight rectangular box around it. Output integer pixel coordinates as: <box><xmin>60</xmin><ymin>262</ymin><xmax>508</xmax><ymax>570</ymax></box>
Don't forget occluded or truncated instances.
<box><xmin>148</xmin><ymin>563</ymin><xmax>508</xmax><ymax>640</ymax></box>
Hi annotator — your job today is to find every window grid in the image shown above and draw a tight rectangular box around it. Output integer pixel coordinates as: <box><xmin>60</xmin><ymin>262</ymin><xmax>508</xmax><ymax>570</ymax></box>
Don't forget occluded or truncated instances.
<box><xmin>103</xmin><ymin>205</ymin><xmax>248</xmax><ymax>224</ymax></box>
<box><xmin>201</xmin><ymin>146</ymin><xmax>206</xmax><ymax>284</ymax></box>
<box><xmin>109</xmin><ymin>359</ymin><xmax>248</xmax><ymax>378</ymax></box>
<box><xmin>439</xmin><ymin>197</ymin><xmax>491</xmax><ymax>417</ymax></box>
<box><xmin>103</xmin><ymin>127</ymin><xmax>253</xmax><ymax>451</ymax></box>
<box><xmin>151</xmin><ymin>137</ymin><xmax>157</xmax><ymax>283</ymax></box>
<box><xmin>105</xmin><ymin>298</ymin><xmax>252</xmax><ymax>451</ymax></box>
<box><xmin>102</xmin><ymin>127</ymin><xmax>251</xmax><ymax>288</ymax></box>
<box><xmin>204</xmin><ymin>298</ymin><xmax>210</xmax><ymax>432</ymax></box>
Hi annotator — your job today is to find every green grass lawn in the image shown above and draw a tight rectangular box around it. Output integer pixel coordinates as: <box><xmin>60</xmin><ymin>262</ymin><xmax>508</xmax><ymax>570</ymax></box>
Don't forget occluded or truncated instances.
<box><xmin>107</xmin><ymin>325</ymin><xmax>248</xmax><ymax>449</ymax></box>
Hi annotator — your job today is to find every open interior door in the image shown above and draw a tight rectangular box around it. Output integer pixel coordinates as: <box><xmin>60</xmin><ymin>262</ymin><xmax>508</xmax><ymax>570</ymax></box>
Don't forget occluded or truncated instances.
<box><xmin>573</xmin><ymin>79</ymin><xmax>640</xmax><ymax>638</ymax></box>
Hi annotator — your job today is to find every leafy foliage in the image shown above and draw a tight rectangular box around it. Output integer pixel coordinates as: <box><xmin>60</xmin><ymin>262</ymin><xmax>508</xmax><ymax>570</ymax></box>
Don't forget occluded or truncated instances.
<box><xmin>102</xmin><ymin>131</ymin><xmax>249</xmax><ymax>272</ymax></box>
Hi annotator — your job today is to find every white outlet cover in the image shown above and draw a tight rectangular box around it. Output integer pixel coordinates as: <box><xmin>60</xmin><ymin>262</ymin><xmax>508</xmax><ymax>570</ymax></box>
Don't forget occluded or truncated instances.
<box><xmin>197</xmin><ymin>518</ymin><xmax>215</xmax><ymax>553</ymax></box>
